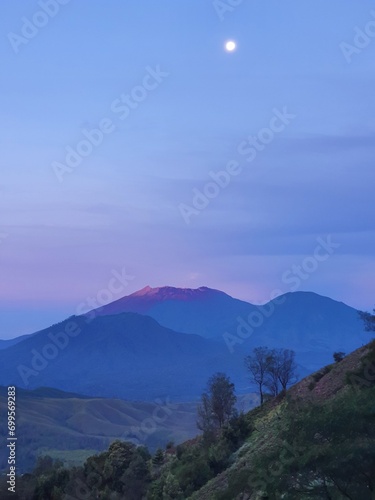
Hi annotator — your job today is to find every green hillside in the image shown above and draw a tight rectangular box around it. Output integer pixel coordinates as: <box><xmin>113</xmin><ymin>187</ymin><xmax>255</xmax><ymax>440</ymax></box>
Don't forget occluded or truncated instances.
<box><xmin>190</xmin><ymin>340</ymin><xmax>375</xmax><ymax>499</ymax></box>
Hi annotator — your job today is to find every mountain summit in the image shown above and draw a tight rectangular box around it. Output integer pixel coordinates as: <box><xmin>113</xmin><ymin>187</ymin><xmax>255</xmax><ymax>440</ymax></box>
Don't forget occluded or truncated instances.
<box><xmin>101</xmin><ymin>285</ymin><xmax>230</xmax><ymax>309</ymax></box>
<box><xmin>92</xmin><ymin>285</ymin><xmax>256</xmax><ymax>338</ymax></box>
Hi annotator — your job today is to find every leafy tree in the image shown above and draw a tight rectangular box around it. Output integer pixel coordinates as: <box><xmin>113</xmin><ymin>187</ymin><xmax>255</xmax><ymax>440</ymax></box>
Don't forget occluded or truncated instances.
<box><xmin>121</xmin><ymin>452</ymin><xmax>151</xmax><ymax>500</ymax></box>
<box><xmin>197</xmin><ymin>392</ymin><xmax>214</xmax><ymax>434</ymax></box>
<box><xmin>153</xmin><ymin>448</ymin><xmax>165</xmax><ymax>466</ymax></box>
<box><xmin>207</xmin><ymin>439</ymin><xmax>232</xmax><ymax>474</ymax></box>
<box><xmin>197</xmin><ymin>372</ymin><xmax>237</xmax><ymax>433</ymax></box>
<box><xmin>172</xmin><ymin>448</ymin><xmax>212</xmax><ymax>496</ymax></box>
<box><xmin>162</xmin><ymin>472</ymin><xmax>183</xmax><ymax>499</ymax></box>
<box><xmin>221</xmin><ymin>412</ymin><xmax>252</xmax><ymax>449</ymax></box>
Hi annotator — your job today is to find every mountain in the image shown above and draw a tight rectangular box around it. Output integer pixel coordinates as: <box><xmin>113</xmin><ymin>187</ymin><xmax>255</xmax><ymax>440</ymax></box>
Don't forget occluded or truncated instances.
<box><xmin>93</xmin><ymin>286</ymin><xmax>369</xmax><ymax>370</ymax></box>
<box><xmin>0</xmin><ymin>286</ymin><xmax>370</xmax><ymax>402</ymax></box>
<box><xmin>0</xmin><ymin>312</ymin><xmax>246</xmax><ymax>401</ymax></box>
<box><xmin>92</xmin><ymin>285</ymin><xmax>258</xmax><ymax>339</ymax></box>
<box><xmin>238</xmin><ymin>291</ymin><xmax>370</xmax><ymax>370</ymax></box>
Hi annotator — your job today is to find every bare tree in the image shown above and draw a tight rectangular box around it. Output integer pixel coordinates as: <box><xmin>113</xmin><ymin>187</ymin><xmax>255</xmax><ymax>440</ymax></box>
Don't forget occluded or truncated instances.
<box><xmin>245</xmin><ymin>347</ymin><xmax>273</xmax><ymax>405</ymax></box>
<box><xmin>264</xmin><ymin>349</ymin><xmax>280</xmax><ymax>397</ymax></box>
<box><xmin>276</xmin><ymin>348</ymin><xmax>297</xmax><ymax>393</ymax></box>
<box><xmin>245</xmin><ymin>347</ymin><xmax>297</xmax><ymax>402</ymax></box>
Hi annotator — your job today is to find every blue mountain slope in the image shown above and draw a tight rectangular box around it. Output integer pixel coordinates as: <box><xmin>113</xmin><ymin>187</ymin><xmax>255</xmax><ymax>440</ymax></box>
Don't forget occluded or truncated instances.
<box><xmin>231</xmin><ymin>292</ymin><xmax>370</xmax><ymax>370</ymax></box>
<box><xmin>0</xmin><ymin>334</ymin><xmax>33</xmax><ymax>350</ymax></box>
<box><xmin>0</xmin><ymin>312</ymin><xmax>245</xmax><ymax>401</ymax></box>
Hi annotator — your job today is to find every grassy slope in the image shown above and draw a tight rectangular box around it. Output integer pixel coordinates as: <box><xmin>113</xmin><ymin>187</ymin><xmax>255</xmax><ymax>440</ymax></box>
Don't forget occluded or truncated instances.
<box><xmin>189</xmin><ymin>343</ymin><xmax>372</xmax><ymax>500</ymax></box>
<box><xmin>0</xmin><ymin>389</ymin><xmax>199</xmax><ymax>472</ymax></box>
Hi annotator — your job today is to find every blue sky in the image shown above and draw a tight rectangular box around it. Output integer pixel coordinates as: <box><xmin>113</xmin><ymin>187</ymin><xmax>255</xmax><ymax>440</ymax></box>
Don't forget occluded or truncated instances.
<box><xmin>1</xmin><ymin>0</ymin><xmax>375</xmax><ymax>338</ymax></box>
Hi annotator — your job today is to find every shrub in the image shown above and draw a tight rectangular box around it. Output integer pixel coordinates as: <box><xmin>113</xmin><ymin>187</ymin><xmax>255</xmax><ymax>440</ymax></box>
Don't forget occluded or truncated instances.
<box><xmin>333</xmin><ymin>351</ymin><xmax>346</xmax><ymax>363</ymax></box>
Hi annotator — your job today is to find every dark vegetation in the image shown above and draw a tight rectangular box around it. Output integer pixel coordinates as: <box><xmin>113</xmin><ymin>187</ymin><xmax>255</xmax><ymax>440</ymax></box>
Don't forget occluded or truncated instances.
<box><xmin>333</xmin><ymin>351</ymin><xmax>346</xmax><ymax>363</ymax></box>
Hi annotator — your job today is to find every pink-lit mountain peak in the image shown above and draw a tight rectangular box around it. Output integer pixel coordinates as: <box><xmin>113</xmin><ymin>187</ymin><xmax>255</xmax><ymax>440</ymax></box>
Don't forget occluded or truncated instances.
<box><xmin>95</xmin><ymin>285</ymin><xmax>229</xmax><ymax>317</ymax></box>
<box><xmin>129</xmin><ymin>285</ymin><xmax>220</xmax><ymax>301</ymax></box>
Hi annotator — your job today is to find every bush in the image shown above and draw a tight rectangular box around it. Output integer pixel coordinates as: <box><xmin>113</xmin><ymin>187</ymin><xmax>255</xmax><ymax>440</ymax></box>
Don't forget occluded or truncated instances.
<box><xmin>312</xmin><ymin>365</ymin><xmax>332</xmax><ymax>382</ymax></box>
<box><xmin>333</xmin><ymin>351</ymin><xmax>346</xmax><ymax>363</ymax></box>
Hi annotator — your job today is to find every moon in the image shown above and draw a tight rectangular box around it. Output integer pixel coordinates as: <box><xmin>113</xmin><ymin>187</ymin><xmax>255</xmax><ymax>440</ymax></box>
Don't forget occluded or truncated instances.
<box><xmin>225</xmin><ymin>40</ymin><xmax>237</xmax><ymax>52</ymax></box>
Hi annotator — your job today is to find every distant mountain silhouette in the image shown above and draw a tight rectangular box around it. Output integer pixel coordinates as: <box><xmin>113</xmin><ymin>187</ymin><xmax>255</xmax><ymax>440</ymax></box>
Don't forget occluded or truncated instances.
<box><xmin>93</xmin><ymin>286</ymin><xmax>369</xmax><ymax>370</ymax></box>
<box><xmin>0</xmin><ymin>287</ymin><xmax>371</xmax><ymax>401</ymax></box>
<box><xmin>0</xmin><ymin>312</ymin><xmax>245</xmax><ymax>400</ymax></box>
<box><xmin>242</xmin><ymin>291</ymin><xmax>370</xmax><ymax>370</ymax></box>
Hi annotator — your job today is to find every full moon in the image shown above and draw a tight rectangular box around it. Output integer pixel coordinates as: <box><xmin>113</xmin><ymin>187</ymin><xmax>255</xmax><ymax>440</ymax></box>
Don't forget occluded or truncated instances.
<box><xmin>225</xmin><ymin>40</ymin><xmax>236</xmax><ymax>52</ymax></box>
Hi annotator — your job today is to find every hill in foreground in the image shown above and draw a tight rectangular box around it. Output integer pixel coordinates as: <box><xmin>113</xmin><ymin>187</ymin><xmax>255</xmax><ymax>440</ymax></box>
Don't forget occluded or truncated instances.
<box><xmin>2</xmin><ymin>339</ymin><xmax>374</xmax><ymax>499</ymax></box>
<box><xmin>190</xmin><ymin>340</ymin><xmax>375</xmax><ymax>499</ymax></box>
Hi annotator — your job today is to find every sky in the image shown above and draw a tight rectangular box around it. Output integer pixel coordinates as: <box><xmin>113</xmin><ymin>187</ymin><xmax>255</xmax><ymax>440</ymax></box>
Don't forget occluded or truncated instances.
<box><xmin>1</xmin><ymin>0</ymin><xmax>375</xmax><ymax>338</ymax></box>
